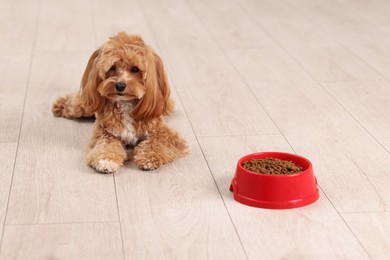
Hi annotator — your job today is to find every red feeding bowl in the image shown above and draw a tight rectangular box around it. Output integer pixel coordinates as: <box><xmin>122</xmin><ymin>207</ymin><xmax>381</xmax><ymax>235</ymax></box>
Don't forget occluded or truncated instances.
<box><xmin>230</xmin><ymin>152</ymin><xmax>319</xmax><ymax>209</ymax></box>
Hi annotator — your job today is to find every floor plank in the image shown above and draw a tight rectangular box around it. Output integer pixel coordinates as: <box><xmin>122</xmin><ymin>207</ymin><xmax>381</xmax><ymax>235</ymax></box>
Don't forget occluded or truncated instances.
<box><xmin>0</xmin><ymin>56</ymin><xmax>31</xmax><ymax>142</ymax></box>
<box><xmin>91</xmin><ymin>0</ymin><xmax>155</xmax><ymax>44</ymax></box>
<box><xmin>322</xmin><ymin>80</ymin><xmax>390</xmax><ymax>151</ymax></box>
<box><xmin>34</xmin><ymin>0</ymin><xmax>95</xmax><ymax>52</ymax></box>
<box><xmin>342</xmin><ymin>212</ymin><xmax>390</xmax><ymax>259</ymax></box>
<box><xmin>5</xmin><ymin>52</ymin><xmax>119</xmax><ymax>224</ymax></box>
<box><xmin>0</xmin><ymin>0</ymin><xmax>39</xmax><ymax>142</ymax></box>
<box><xmin>288</xmin><ymin>0</ymin><xmax>390</xmax><ymax>81</ymax></box>
<box><xmin>341</xmin><ymin>0</ymin><xmax>390</xmax><ymax>35</ymax></box>
<box><xmin>138</xmin><ymin>0</ymin><xmax>279</xmax><ymax>137</ymax></box>
<box><xmin>0</xmin><ymin>0</ymin><xmax>39</xmax><ymax>56</ymax></box>
<box><xmin>195</xmin><ymin>0</ymin><xmax>382</xmax><ymax>82</ymax></box>
<box><xmin>0</xmin><ymin>142</ymin><xmax>17</xmax><ymax>239</ymax></box>
<box><xmin>198</xmin><ymin>135</ymin><xmax>369</xmax><ymax>259</ymax></box>
<box><xmin>0</xmin><ymin>222</ymin><xmax>123</xmax><ymax>260</ymax></box>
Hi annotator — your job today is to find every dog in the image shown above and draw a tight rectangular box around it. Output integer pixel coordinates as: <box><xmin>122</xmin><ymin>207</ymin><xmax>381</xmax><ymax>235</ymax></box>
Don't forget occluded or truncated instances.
<box><xmin>52</xmin><ymin>32</ymin><xmax>188</xmax><ymax>173</ymax></box>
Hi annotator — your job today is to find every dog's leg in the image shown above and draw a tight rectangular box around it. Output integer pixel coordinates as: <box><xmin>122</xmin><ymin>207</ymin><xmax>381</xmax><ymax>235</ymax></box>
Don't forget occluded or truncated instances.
<box><xmin>52</xmin><ymin>92</ymin><xmax>94</xmax><ymax>119</ymax></box>
<box><xmin>133</xmin><ymin>126</ymin><xmax>188</xmax><ymax>171</ymax></box>
<box><xmin>86</xmin><ymin>132</ymin><xmax>127</xmax><ymax>173</ymax></box>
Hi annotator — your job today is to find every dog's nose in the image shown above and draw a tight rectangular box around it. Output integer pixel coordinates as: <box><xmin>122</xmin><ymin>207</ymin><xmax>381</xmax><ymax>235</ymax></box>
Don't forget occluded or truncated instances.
<box><xmin>115</xmin><ymin>82</ymin><xmax>126</xmax><ymax>92</ymax></box>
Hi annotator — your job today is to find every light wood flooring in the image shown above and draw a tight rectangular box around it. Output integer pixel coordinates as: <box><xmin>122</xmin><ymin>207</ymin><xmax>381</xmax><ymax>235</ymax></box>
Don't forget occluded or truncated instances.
<box><xmin>1</xmin><ymin>0</ymin><xmax>390</xmax><ymax>259</ymax></box>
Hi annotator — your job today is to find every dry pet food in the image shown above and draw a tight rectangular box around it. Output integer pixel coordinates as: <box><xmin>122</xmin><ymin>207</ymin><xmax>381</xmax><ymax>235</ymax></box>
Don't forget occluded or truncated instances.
<box><xmin>241</xmin><ymin>157</ymin><xmax>303</xmax><ymax>175</ymax></box>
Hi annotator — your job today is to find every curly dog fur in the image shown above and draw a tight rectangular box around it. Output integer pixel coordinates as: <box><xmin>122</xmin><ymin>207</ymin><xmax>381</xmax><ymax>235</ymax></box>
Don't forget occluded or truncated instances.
<box><xmin>52</xmin><ymin>32</ymin><xmax>188</xmax><ymax>173</ymax></box>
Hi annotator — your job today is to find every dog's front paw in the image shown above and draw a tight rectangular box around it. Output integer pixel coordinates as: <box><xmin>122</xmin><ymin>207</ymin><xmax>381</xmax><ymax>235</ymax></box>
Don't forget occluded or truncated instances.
<box><xmin>52</xmin><ymin>96</ymin><xmax>68</xmax><ymax>117</ymax></box>
<box><xmin>134</xmin><ymin>157</ymin><xmax>162</xmax><ymax>171</ymax></box>
<box><xmin>92</xmin><ymin>159</ymin><xmax>121</xmax><ymax>174</ymax></box>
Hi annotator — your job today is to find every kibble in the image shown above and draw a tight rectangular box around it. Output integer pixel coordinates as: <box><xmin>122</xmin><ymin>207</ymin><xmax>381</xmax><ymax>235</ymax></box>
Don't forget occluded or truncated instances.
<box><xmin>241</xmin><ymin>157</ymin><xmax>303</xmax><ymax>175</ymax></box>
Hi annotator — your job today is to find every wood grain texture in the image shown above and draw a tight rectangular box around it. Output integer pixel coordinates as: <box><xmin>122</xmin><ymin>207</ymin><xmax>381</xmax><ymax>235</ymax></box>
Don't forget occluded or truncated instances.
<box><xmin>91</xmin><ymin>0</ymin><xmax>155</xmax><ymax>44</ymax></box>
<box><xmin>0</xmin><ymin>223</ymin><xmax>123</xmax><ymax>260</ymax></box>
<box><xmin>138</xmin><ymin>0</ymin><xmax>279</xmax><ymax>137</ymax></box>
<box><xmin>342</xmin><ymin>212</ymin><xmax>390</xmax><ymax>259</ymax></box>
<box><xmin>0</xmin><ymin>0</ymin><xmax>39</xmax><ymax>56</ymax></box>
<box><xmin>288</xmin><ymin>0</ymin><xmax>390</xmax><ymax>81</ymax></box>
<box><xmin>34</xmin><ymin>0</ymin><xmax>95</xmax><ymax>52</ymax></box>
<box><xmin>0</xmin><ymin>56</ymin><xmax>31</xmax><ymax>142</ymax></box>
<box><xmin>340</xmin><ymin>0</ymin><xmax>390</xmax><ymax>31</ymax></box>
<box><xmin>242</xmin><ymin>0</ymin><xmax>383</xmax><ymax>82</ymax></box>
<box><xmin>5</xmin><ymin>52</ymin><xmax>119</xmax><ymax>224</ymax></box>
<box><xmin>322</xmin><ymin>80</ymin><xmax>390</xmax><ymax>151</ymax></box>
<box><xmin>0</xmin><ymin>142</ymin><xmax>17</xmax><ymax>238</ymax></box>
<box><xmin>0</xmin><ymin>0</ymin><xmax>39</xmax><ymax>142</ymax></box>
<box><xmin>1</xmin><ymin>0</ymin><xmax>390</xmax><ymax>258</ymax></box>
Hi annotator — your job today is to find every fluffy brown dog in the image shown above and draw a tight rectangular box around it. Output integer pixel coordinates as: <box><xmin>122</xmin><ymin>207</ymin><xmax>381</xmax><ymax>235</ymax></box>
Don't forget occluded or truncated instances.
<box><xmin>52</xmin><ymin>32</ymin><xmax>188</xmax><ymax>173</ymax></box>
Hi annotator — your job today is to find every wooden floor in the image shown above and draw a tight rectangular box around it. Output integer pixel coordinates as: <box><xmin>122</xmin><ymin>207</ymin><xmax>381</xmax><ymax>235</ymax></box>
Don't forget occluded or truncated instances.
<box><xmin>1</xmin><ymin>0</ymin><xmax>390</xmax><ymax>259</ymax></box>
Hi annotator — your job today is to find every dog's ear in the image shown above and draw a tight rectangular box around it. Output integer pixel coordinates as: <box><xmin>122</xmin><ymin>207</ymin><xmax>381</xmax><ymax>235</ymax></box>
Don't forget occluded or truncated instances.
<box><xmin>132</xmin><ymin>47</ymin><xmax>173</xmax><ymax>121</ymax></box>
<box><xmin>79</xmin><ymin>48</ymin><xmax>105</xmax><ymax>113</ymax></box>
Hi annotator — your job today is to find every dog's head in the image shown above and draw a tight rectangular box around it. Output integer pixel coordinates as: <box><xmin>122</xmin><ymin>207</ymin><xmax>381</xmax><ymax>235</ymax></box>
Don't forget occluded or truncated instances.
<box><xmin>80</xmin><ymin>32</ymin><xmax>172</xmax><ymax>121</ymax></box>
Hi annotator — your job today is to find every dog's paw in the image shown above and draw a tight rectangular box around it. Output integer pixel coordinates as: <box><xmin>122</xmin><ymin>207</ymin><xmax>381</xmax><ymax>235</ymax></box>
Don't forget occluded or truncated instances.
<box><xmin>93</xmin><ymin>159</ymin><xmax>121</xmax><ymax>174</ymax></box>
<box><xmin>52</xmin><ymin>96</ymin><xmax>68</xmax><ymax>117</ymax></box>
<box><xmin>135</xmin><ymin>157</ymin><xmax>162</xmax><ymax>171</ymax></box>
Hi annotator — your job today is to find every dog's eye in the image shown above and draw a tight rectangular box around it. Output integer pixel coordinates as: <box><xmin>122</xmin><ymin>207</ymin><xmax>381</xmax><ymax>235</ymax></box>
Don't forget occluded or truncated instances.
<box><xmin>109</xmin><ymin>65</ymin><xmax>116</xmax><ymax>71</ymax></box>
<box><xmin>130</xmin><ymin>66</ymin><xmax>140</xmax><ymax>73</ymax></box>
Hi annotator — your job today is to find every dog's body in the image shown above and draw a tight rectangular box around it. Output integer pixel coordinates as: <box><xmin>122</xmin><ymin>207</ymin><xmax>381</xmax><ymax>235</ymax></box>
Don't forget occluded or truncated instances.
<box><xmin>52</xmin><ymin>33</ymin><xmax>188</xmax><ymax>173</ymax></box>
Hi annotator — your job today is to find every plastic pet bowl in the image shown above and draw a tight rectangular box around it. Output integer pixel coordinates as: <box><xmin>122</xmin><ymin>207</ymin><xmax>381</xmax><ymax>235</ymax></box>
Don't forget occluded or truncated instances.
<box><xmin>230</xmin><ymin>152</ymin><xmax>319</xmax><ymax>209</ymax></box>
